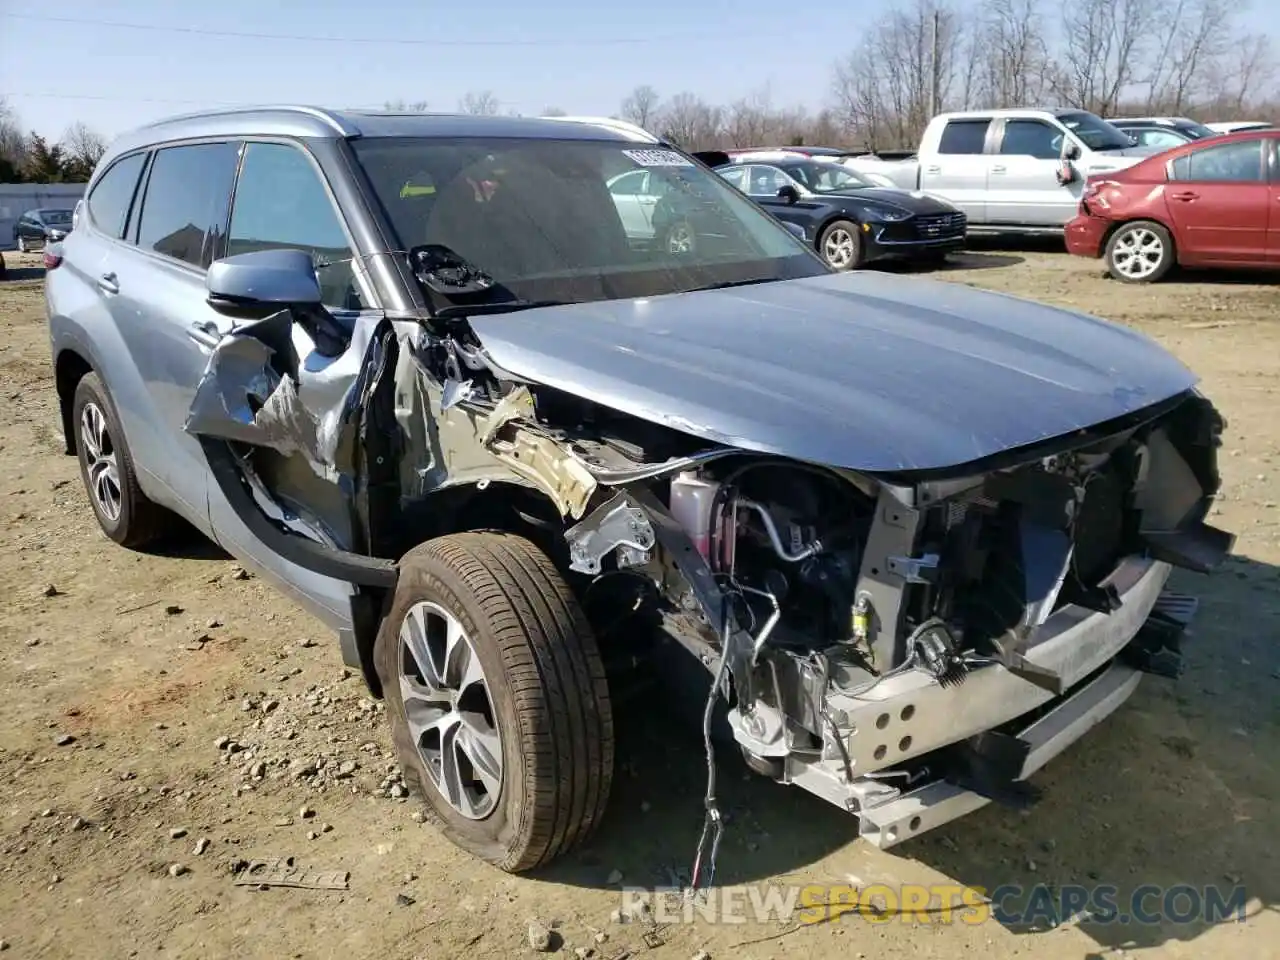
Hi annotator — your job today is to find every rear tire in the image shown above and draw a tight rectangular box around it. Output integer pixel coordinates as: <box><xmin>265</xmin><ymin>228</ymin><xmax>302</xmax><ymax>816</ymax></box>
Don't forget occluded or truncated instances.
<box><xmin>1105</xmin><ymin>220</ymin><xmax>1174</xmax><ymax>284</ymax></box>
<box><xmin>72</xmin><ymin>373</ymin><xmax>174</xmax><ymax>548</ymax></box>
<box><xmin>376</xmin><ymin>532</ymin><xmax>614</xmax><ymax>872</ymax></box>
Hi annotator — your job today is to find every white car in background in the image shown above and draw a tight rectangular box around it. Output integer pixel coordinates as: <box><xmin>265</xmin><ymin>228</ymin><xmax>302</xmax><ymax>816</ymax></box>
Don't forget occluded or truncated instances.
<box><xmin>1204</xmin><ymin>121</ymin><xmax>1273</xmax><ymax>134</ymax></box>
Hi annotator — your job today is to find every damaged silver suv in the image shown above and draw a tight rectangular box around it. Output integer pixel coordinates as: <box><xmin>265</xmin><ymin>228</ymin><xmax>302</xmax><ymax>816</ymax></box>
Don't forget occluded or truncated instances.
<box><xmin>47</xmin><ymin>107</ymin><xmax>1233</xmax><ymax>874</ymax></box>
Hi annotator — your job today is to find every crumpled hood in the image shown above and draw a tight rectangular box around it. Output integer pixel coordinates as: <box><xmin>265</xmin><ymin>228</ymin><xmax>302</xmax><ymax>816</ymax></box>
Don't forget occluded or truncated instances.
<box><xmin>470</xmin><ymin>271</ymin><xmax>1197</xmax><ymax>473</ymax></box>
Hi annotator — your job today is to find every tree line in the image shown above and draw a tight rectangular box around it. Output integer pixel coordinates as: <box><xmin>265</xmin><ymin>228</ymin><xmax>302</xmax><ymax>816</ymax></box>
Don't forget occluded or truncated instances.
<box><xmin>6</xmin><ymin>0</ymin><xmax>1276</xmax><ymax>183</ymax></box>
<box><xmin>0</xmin><ymin>100</ymin><xmax>108</xmax><ymax>183</ymax></box>
<box><xmin>620</xmin><ymin>0</ymin><xmax>1279</xmax><ymax>152</ymax></box>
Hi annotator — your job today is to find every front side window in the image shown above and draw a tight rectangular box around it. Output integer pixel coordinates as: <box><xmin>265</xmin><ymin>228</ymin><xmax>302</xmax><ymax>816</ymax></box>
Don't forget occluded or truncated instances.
<box><xmin>717</xmin><ymin>166</ymin><xmax>747</xmax><ymax>189</ymax></box>
<box><xmin>86</xmin><ymin>152</ymin><xmax>147</xmax><ymax>238</ymax></box>
<box><xmin>1000</xmin><ymin>120</ymin><xmax>1062</xmax><ymax>159</ymax></box>
<box><xmin>135</xmin><ymin>142</ymin><xmax>240</xmax><ymax>267</ymax></box>
<box><xmin>352</xmin><ymin>136</ymin><xmax>822</xmax><ymax>306</ymax></box>
<box><xmin>227</xmin><ymin>142</ymin><xmax>363</xmax><ymax>309</ymax></box>
<box><xmin>1170</xmin><ymin>139</ymin><xmax>1266</xmax><ymax>183</ymax></box>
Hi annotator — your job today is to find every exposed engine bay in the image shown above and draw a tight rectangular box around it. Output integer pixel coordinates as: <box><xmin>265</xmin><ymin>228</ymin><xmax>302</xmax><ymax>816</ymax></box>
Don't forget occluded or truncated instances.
<box><xmin>182</xmin><ymin>272</ymin><xmax>1233</xmax><ymax>878</ymax></box>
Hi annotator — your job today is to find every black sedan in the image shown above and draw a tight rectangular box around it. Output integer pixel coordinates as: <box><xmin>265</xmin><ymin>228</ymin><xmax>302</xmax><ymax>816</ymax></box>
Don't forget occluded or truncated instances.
<box><xmin>700</xmin><ymin>155</ymin><xmax>966</xmax><ymax>269</ymax></box>
<box><xmin>13</xmin><ymin>207</ymin><xmax>75</xmax><ymax>252</ymax></box>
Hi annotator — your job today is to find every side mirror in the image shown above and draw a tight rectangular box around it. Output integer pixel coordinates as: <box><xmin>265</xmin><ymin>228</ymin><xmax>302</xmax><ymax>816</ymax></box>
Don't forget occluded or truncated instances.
<box><xmin>1063</xmin><ymin>141</ymin><xmax>1082</xmax><ymax>161</ymax></box>
<box><xmin>207</xmin><ymin>249</ymin><xmax>322</xmax><ymax>310</ymax></box>
<box><xmin>776</xmin><ymin>185</ymin><xmax>801</xmax><ymax>204</ymax></box>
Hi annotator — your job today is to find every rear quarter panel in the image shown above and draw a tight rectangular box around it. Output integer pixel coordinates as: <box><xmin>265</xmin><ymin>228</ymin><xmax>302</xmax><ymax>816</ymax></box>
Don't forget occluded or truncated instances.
<box><xmin>46</xmin><ymin>229</ymin><xmax>178</xmax><ymax>512</ymax></box>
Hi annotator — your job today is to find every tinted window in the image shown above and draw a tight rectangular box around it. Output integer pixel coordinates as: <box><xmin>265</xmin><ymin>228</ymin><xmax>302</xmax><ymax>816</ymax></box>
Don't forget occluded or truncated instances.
<box><xmin>937</xmin><ymin>120</ymin><xmax>990</xmax><ymax>155</ymax></box>
<box><xmin>1171</xmin><ymin>139</ymin><xmax>1266</xmax><ymax>182</ymax></box>
<box><xmin>227</xmin><ymin>142</ymin><xmax>362</xmax><ymax>310</ymax></box>
<box><xmin>136</xmin><ymin>142</ymin><xmax>239</xmax><ymax>267</ymax></box>
<box><xmin>86</xmin><ymin>152</ymin><xmax>147</xmax><ymax>238</ymax></box>
<box><xmin>1000</xmin><ymin>120</ymin><xmax>1062</xmax><ymax>159</ymax></box>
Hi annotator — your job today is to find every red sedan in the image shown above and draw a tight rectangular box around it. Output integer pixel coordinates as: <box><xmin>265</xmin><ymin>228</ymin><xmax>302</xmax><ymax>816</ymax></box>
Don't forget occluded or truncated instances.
<box><xmin>1065</xmin><ymin>129</ymin><xmax>1279</xmax><ymax>283</ymax></box>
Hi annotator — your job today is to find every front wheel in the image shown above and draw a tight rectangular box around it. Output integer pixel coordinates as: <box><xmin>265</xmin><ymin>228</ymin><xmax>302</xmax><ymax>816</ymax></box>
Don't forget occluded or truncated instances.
<box><xmin>15</xmin><ymin>236</ymin><xmax>27</xmax><ymax>253</ymax></box>
<box><xmin>819</xmin><ymin>219</ymin><xmax>864</xmax><ymax>270</ymax></box>
<box><xmin>376</xmin><ymin>532</ymin><xmax>614</xmax><ymax>872</ymax></box>
<box><xmin>1105</xmin><ymin>221</ymin><xmax>1174</xmax><ymax>283</ymax></box>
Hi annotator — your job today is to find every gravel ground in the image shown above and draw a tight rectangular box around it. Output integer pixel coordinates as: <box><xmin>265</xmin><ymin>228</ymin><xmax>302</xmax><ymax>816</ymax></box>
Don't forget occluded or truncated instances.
<box><xmin>0</xmin><ymin>246</ymin><xmax>1277</xmax><ymax>960</ymax></box>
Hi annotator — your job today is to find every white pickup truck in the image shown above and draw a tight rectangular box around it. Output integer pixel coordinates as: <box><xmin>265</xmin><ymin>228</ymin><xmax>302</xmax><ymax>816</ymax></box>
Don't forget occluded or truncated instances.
<box><xmin>845</xmin><ymin>108</ymin><xmax>1163</xmax><ymax>233</ymax></box>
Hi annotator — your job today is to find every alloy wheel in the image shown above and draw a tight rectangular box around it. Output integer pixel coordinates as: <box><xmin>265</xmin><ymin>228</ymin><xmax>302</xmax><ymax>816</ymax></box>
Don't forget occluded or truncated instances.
<box><xmin>398</xmin><ymin>601</ymin><xmax>503</xmax><ymax>819</ymax></box>
<box><xmin>1111</xmin><ymin>227</ymin><xmax>1164</xmax><ymax>280</ymax></box>
<box><xmin>823</xmin><ymin>227</ymin><xmax>857</xmax><ymax>269</ymax></box>
<box><xmin>79</xmin><ymin>401</ymin><xmax>122</xmax><ymax>523</ymax></box>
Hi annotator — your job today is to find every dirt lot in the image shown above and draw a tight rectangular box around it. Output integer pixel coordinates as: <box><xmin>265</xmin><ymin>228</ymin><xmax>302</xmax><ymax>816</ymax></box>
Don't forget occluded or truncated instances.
<box><xmin>0</xmin><ymin>246</ymin><xmax>1277</xmax><ymax>960</ymax></box>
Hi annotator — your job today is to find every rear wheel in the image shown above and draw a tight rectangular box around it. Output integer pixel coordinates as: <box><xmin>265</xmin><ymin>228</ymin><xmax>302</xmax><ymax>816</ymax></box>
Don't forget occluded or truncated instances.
<box><xmin>819</xmin><ymin>219</ymin><xmax>863</xmax><ymax>270</ymax></box>
<box><xmin>1105</xmin><ymin>221</ymin><xmax>1174</xmax><ymax>283</ymax></box>
<box><xmin>72</xmin><ymin>373</ymin><xmax>174</xmax><ymax>547</ymax></box>
<box><xmin>376</xmin><ymin>532</ymin><xmax>614</xmax><ymax>872</ymax></box>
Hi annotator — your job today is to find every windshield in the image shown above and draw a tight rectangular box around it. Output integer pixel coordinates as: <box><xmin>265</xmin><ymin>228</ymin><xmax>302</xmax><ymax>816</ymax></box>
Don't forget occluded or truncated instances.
<box><xmin>40</xmin><ymin>209</ymin><xmax>73</xmax><ymax>224</ymax></box>
<box><xmin>351</xmin><ymin>137</ymin><xmax>825</xmax><ymax>307</ymax></box>
<box><xmin>1056</xmin><ymin>111</ymin><xmax>1134</xmax><ymax>151</ymax></box>
<box><xmin>780</xmin><ymin>161</ymin><xmax>872</xmax><ymax>193</ymax></box>
<box><xmin>1180</xmin><ymin>120</ymin><xmax>1217</xmax><ymax>139</ymax></box>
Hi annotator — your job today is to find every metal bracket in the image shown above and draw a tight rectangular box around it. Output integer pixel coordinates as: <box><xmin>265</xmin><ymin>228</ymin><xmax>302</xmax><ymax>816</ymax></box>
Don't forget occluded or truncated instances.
<box><xmin>565</xmin><ymin>492</ymin><xmax>655</xmax><ymax>574</ymax></box>
<box><xmin>886</xmin><ymin>552</ymin><xmax>941</xmax><ymax>584</ymax></box>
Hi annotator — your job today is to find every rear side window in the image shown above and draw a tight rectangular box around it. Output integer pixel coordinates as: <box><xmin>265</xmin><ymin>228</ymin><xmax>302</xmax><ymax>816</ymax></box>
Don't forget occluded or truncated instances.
<box><xmin>1170</xmin><ymin>139</ymin><xmax>1266</xmax><ymax>183</ymax></box>
<box><xmin>86</xmin><ymin>153</ymin><xmax>147</xmax><ymax>238</ymax></box>
<box><xmin>227</xmin><ymin>142</ymin><xmax>363</xmax><ymax>310</ymax></box>
<box><xmin>937</xmin><ymin>120</ymin><xmax>990</xmax><ymax>155</ymax></box>
<box><xmin>135</xmin><ymin>142</ymin><xmax>240</xmax><ymax>268</ymax></box>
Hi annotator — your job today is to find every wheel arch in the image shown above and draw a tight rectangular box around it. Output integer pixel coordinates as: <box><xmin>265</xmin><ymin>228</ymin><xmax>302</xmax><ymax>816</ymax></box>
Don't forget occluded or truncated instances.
<box><xmin>54</xmin><ymin>347</ymin><xmax>95</xmax><ymax>456</ymax></box>
<box><xmin>356</xmin><ymin>479</ymin><xmax>577</xmax><ymax>698</ymax></box>
<box><xmin>1104</xmin><ymin>216</ymin><xmax>1179</xmax><ymax>264</ymax></box>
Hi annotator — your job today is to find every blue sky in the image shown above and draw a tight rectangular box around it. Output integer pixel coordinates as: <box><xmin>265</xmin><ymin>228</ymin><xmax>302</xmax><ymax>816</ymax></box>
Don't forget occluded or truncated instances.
<box><xmin>2</xmin><ymin>0</ymin><xmax>1277</xmax><ymax>142</ymax></box>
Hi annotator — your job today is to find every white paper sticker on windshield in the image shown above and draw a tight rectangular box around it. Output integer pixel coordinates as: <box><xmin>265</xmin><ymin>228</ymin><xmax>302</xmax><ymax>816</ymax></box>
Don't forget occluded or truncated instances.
<box><xmin>623</xmin><ymin>148</ymin><xmax>694</xmax><ymax>167</ymax></box>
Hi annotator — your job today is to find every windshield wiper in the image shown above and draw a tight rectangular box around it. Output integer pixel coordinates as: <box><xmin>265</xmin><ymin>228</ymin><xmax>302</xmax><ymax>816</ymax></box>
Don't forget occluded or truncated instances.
<box><xmin>433</xmin><ymin>299</ymin><xmax>568</xmax><ymax>320</ymax></box>
<box><xmin>685</xmin><ymin>277</ymin><xmax>779</xmax><ymax>294</ymax></box>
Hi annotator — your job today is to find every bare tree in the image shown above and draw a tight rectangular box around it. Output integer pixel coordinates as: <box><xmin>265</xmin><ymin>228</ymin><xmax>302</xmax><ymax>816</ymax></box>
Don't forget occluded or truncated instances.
<box><xmin>458</xmin><ymin>90</ymin><xmax>501</xmax><ymax>116</ymax></box>
<box><xmin>972</xmin><ymin>0</ymin><xmax>1048</xmax><ymax>108</ymax></box>
<box><xmin>1135</xmin><ymin>0</ymin><xmax>1224</xmax><ymax>112</ymax></box>
<box><xmin>831</xmin><ymin>0</ymin><xmax>965</xmax><ymax>150</ymax></box>
<box><xmin>542</xmin><ymin>106</ymin><xmax>568</xmax><ymax>117</ymax></box>
<box><xmin>58</xmin><ymin>122</ymin><xmax>108</xmax><ymax>181</ymax></box>
<box><xmin>658</xmin><ymin>92</ymin><xmax>722</xmax><ymax>149</ymax></box>
<box><xmin>619</xmin><ymin>85</ymin><xmax>662</xmax><ymax>130</ymax></box>
<box><xmin>723</xmin><ymin>87</ymin><xmax>777</xmax><ymax>147</ymax></box>
<box><xmin>383</xmin><ymin>99</ymin><xmax>430</xmax><ymax>112</ymax></box>
<box><xmin>0</xmin><ymin>97</ymin><xmax>25</xmax><ymax>176</ymax></box>
<box><xmin>1055</xmin><ymin>0</ymin><xmax>1152</xmax><ymax>114</ymax></box>
<box><xmin>1207</xmin><ymin>33</ymin><xmax>1276</xmax><ymax>115</ymax></box>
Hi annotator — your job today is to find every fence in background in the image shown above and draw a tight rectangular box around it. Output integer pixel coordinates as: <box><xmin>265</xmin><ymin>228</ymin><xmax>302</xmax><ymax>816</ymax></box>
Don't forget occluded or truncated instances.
<box><xmin>0</xmin><ymin>183</ymin><xmax>87</xmax><ymax>250</ymax></box>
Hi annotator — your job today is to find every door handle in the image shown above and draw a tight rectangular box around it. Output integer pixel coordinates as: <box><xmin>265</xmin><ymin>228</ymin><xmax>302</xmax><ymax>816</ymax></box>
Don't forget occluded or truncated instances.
<box><xmin>924</xmin><ymin>165</ymin><xmax>941</xmax><ymax>174</ymax></box>
<box><xmin>187</xmin><ymin>320</ymin><xmax>222</xmax><ymax>349</ymax></box>
<box><xmin>97</xmin><ymin>272</ymin><xmax>119</xmax><ymax>295</ymax></box>
<box><xmin>990</xmin><ymin>165</ymin><xmax>1007</xmax><ymax>174</ymax></box>
<box><xmin>1171</xmin><ymin>191</ymin><xmax>1198</xmax><ymax>201</ymax></box>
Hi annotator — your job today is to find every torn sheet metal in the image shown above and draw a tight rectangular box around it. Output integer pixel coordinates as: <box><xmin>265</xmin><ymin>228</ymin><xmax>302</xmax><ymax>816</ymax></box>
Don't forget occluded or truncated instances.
<box><xmin>183</xmin><ymin>310</ymin><xmax>389</xmax><ymax>486</ymax></box>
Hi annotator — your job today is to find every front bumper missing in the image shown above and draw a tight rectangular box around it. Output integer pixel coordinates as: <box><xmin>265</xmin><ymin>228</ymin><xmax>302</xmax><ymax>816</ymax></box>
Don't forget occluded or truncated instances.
<box><xmin>759</xmin><ymin>558</ymin><xmax>1199</xmax><ymax>849</ymax></box>
<box><xmin>856</xmin><ymin>658</ymin><xmax>1142</xmax><ymax>848</ymax></box>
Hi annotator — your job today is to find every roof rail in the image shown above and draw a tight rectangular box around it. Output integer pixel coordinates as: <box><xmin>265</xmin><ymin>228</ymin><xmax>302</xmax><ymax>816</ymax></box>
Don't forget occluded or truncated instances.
<box><xmin>134</xmin><ymin>104</ymin><xmax>358</xmax><ymax>137</ymax></box>
<box><xmin>541</xmin><ymin>115</ymin><xmax>659</xmax><ymax>143</ymax></box>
